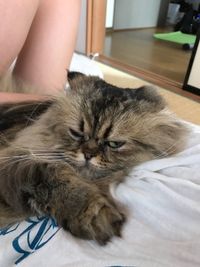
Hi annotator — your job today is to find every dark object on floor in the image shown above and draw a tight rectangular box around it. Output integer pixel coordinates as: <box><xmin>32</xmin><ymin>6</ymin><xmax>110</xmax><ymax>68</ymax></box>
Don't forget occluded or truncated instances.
<box><xmin>174</xmin><ymin>0</ymin><xmax>200</xmax><ymax>34</ymax></box>
<box><xmin>182</xmin><ymin>43</ymin><xmax>194</xmax><ymax>50</ymax></box>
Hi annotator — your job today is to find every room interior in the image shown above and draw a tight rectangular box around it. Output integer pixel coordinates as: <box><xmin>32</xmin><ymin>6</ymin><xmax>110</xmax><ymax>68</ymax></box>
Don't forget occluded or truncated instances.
<box><xmin>74</xmin><ymin>0</ymin><xmax>200</xmax><ymax>121</ymax></box>
<box><xmin>96</xmin><ymin>61</ymin><xmax>200</xmax><ymax>124</ymax></box>
<box><xmin>101</xmin><ymin>0</ymin><xmax>200</xmax><ymax>100</ymax></box>
<box><xmin>103</xmin><ymin>0</ymin><xmax>199</xmax><ymax>81</ymax></box>
<box><xmin>0</xmin><ymin>1</ymin><xmax>200</xmax><ymax>266</ymax></box>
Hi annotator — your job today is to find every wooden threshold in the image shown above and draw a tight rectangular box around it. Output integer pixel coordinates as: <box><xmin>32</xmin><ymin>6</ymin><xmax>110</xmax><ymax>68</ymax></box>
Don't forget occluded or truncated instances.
<box><xmin>98</xmin><ymin>55</ymin><xmax>200</xmax><ymax>103</ymax></box>
<box><xmin>111</xmin><ymin>26</ymin><xmax>157</xmax><ymax>32</ymax></box>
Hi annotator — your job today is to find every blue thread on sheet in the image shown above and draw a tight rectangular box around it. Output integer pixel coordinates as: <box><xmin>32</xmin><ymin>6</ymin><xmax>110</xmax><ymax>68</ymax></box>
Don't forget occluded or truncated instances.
<box><xmin>0</xmin><ymin>216</ymin><xmax>59</xmax><ymax>265</ymax></box>
<box><xmin>0</xmin><ymin>222</ymin><xmax>20</xmax><ymax>235</ymax></box>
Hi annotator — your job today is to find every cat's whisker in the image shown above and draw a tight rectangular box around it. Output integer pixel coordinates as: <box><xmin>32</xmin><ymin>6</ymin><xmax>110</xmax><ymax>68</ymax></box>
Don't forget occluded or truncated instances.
<box><xmin>0</xmin><ymin>157</ymin><xmax>30</xmax><ymax>172</ymax></box>
<box><xmin>160</xmin><ymin>144</ymin><xmax>178</xmax><ymax>157</ymax></box>
<box><xmin>25</xmin><ymin>102</ymin><xmax>44</xmax><ymax>127</ymax></box>
<box><xmin>26</xmin><ymin>153</ymin><xmax>71</xmax><ymax>163</ymax></box>
<box><xmin>16</xmin><ymin>149</ymin><xmax>65</xmax><ymax>154</ymax></box>
<box><xmin>153</xmin><ymin>140</ymin><xmax>181</xmax><ymax>160</ymax></box>
<box><xmin>31</xmin><ymin>155</ymin><xmax>69</xmax><ymax>160</ymax></box>
<box><xmin>0</xmin><ymin>154</ymin><xmax>70</xmax><ymax>171</ymax></box>
<box><xmin>7</xmin><ymin>143</ymin><xmax>65</xmax><ymax>153</ymax></box>
<box><xmin>0</xmin><ymin>156</ymin><xmax>25</xmax><ymax>160</ymax></box>
<box><xmin>0</xmin><ymin>157</ymin><xmax>69</xmax><ymax>171</ymax></box>
<box><xmin>4</xmin><ymin>151</ymin><xmax>66</xmax><ymax>159</ymax></box>
<box><xmin>29</xmin><ymin>152</ymin><xmax>65</xmax><ymax>156</ymax></box>
<box><xmin>0</xmin><ymin>155</ymin><xmax>29</xmax><ymax>165</ymax></box>
<box><xmin>27</xmin><ymin>148</ymin><xmax>65</xmax><ymax>152</ymax></box>
<box><xmin>0</xmin><ymin>152</ymin><xmax>66</xmax><ymax>160</ymax></box>
<box><xmin>0</xmin><ymin>151</ymin><xmax>70</xmax><ymax>164</ymax></box>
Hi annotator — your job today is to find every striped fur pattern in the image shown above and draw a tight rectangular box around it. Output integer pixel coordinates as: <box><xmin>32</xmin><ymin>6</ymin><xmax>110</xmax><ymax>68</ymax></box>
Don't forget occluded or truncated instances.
<box><xmin>0</xmin><ymin>73</ymin><xmax>188</xmax><ymax>244</ymax></box>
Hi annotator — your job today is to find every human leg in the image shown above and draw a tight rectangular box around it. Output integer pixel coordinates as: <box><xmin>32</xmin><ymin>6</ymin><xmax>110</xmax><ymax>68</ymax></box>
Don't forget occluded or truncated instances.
<box><xmin>13</xmin><ymin>0</ymin><xmax>81</xmax><ymax>94</ymax></box>
<box><xmin>0</xmin><ymin>0</ymin><xmax>40</xmax><ymax>74</ymax></box>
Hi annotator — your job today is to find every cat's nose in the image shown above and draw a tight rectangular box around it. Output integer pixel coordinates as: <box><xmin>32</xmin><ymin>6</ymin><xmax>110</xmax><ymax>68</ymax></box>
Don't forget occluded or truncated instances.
<box><xmin>82</xmin><ymin>140</ymin><xmax>98</xmax><ymax>160</ymax></box>
<box><xmin>84</xmin><ymin>152</ymin><xmax>95</xmax><ymax>160</ymax></box>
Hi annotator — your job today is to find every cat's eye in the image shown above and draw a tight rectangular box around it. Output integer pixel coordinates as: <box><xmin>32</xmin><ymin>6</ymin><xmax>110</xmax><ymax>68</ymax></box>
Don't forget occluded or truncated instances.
<box><xmin>68</xmin><ymin>128</ymin><xmax>84</xmax><ymax>141</ymax></box>
<box><xmin>107</xmin><ymin>141</ymin><xmax>125</xmax><ymax>149</ymax></box>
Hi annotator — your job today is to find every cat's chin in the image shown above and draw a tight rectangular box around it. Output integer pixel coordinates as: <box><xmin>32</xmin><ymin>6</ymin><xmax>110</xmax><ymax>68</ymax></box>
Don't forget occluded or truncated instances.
<box><xmin>66</xmin><ymin>157</ymin><xmax>124</xmax><ymax>180</ymax></box>
<box><xmin>68</xmin><ymin>161</ymin><xmax>110</xmax><ymax>180</ymax></box>
<box><xmin>78</xmin><ymin>168</ymin><xmax>110</xmax><ymax>180</ymax></box>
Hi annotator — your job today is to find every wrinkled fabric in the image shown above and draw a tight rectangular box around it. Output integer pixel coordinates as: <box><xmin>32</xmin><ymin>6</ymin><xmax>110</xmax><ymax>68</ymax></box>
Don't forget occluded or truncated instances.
<box><xmin>0</xmin><ymin>123</ymin><xmax>200</xmax><ymax>267</ymax></box>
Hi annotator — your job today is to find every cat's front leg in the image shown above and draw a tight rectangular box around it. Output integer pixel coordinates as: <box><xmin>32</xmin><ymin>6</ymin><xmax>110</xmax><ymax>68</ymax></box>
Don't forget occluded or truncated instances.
<box><xmin>38</xmin><ymin>166</ymin><xmax>125</xmax><ymax>245</ymax></box>
<box><xmin>59</xmin><ymin>189</ymin><xmax>125</xmax><ymax>245</ymax></box>
<box><xmin>1</xmin><ymin>159</ymin><xmax>125</xmax><ymax>244</ymax></box>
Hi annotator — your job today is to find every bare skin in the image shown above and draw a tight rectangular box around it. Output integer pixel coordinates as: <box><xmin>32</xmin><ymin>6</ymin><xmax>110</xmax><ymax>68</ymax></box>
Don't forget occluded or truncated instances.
<box><xmin>0</xmin><ymin>92</ymin><xmax>47</xmax><ymax>103</ymax></box>
<box><xmin>0</xmin><ymin>0</ymin><xmax>81</xmax><ymax>96</ymax></box>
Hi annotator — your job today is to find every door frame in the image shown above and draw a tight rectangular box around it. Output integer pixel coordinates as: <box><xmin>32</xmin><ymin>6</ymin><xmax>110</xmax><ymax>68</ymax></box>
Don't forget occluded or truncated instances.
<box><xmin>86</xmin><ymin>0</ymin><xmax>107</xmax><ymax>55</ymax></box>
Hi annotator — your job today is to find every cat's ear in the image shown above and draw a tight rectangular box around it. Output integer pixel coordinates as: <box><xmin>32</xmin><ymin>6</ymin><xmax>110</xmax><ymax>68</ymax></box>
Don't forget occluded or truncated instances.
<box><xmin>67</xmin><ymin>71</ymin><xmax>87</xmax><ymax>91</ymax></box>
<box><xmin>67</xmin><ymin>71</ymin><xmax>101</xmax><ymax>93</ymax></box>
<box><xmin>130</xmin><ymin>85</ymin><xmax>166</xmax><ymax>112</ymax></box>
<box><xmin>67</xmin><ymin>71</ymin><xmax>86</xmax><ymax>82</ymax></box>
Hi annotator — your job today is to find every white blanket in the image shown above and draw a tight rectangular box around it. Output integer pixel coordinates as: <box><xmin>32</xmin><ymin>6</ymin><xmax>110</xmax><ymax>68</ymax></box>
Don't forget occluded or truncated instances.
<box><xmin>0</xmin><ymin>123</ymin><xmax>200</xmax><ymax>267</ymax></box>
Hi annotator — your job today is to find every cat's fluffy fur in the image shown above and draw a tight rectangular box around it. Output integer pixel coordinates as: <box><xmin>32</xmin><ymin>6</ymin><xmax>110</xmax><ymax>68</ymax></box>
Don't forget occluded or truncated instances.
<box><xmin>0</xmin><ymin>73</ymin><xmax>188</xmax><ymax>244</ymax></box>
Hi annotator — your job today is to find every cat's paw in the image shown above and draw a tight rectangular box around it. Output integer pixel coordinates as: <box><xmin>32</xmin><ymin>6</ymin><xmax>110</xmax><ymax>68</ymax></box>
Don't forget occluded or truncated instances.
<box><xmin>62</xmin><ymin>197</ymin><xmax>125</xmax><ymax>245</ymax></box>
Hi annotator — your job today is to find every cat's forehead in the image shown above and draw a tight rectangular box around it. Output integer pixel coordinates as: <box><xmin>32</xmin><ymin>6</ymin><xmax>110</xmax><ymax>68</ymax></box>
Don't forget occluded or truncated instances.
<box><xmin>92</xmin><ymin>80</ymin><xmax>135</xmax><ymax>102</ymax></box>
<box><xmin>81</xmin><ymin>82</ymin><xmax>135</xmax><ymax>118</ymax></box>
<box><xmin>79</xmin><ymin>102</ymin><xmax>136</xmax><ymax>140</ymax></box>
<box><xmin>67</xmin><ymin>82</ymin><xmax>138</xmax><ymax>135</ymax></box>
<box><xmin>63</xmin><ymin>76</ymin><xmax>166</xmax><ymax>139</ymax></box>
<box><xmin>68</xmin><ymin>75</ymin><xmax>165</xmax><ymax>114</ymax></box>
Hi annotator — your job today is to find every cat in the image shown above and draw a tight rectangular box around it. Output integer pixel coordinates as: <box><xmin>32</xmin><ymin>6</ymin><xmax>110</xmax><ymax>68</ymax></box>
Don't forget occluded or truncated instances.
<box><xmin>0</xmin><ymin>72</ymin><xmax>188</xmax><ymax>245</ymax></box>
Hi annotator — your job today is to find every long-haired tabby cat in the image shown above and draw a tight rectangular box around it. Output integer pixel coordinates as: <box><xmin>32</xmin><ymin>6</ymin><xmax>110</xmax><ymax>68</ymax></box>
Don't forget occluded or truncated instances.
<box><xmin>0</xmin><ymin>72</ymin><xmax>187</xmax><ymax>244</ymax></box>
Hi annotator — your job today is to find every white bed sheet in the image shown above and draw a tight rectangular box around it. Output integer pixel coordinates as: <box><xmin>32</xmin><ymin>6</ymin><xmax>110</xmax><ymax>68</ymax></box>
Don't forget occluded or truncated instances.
<box><xmin>0</xmin><ymin>123</ymin><xmax>200</xmax><ymax>267</ymax></box>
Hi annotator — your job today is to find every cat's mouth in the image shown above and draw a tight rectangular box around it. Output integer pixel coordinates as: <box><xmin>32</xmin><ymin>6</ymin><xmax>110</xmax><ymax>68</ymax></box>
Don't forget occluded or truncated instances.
<box><xmin>73</xmin><ymin>158</ymin><xmax>102</xmax><ymax>170</ymax></box>
<box><xmin>66</xmin><ymin>154</ymin><xmax>102</xmax><ymax>169</ymax></box>
<box><xmin>66</xmin><ymin>158</ymin><xmax>111</xmax><ymax>179</ymax></box>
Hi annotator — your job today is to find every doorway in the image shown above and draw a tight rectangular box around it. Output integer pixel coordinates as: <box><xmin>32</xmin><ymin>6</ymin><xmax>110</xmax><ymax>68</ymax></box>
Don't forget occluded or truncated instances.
<box><xmin>102</xmin><ymin>0</ymin><xmax>198</xmax><ymax>87</ymax></box>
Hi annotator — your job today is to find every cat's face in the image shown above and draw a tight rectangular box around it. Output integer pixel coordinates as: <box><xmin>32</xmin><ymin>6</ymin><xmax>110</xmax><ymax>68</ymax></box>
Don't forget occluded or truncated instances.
<box><xmin>41</xmin><ymin>73</ymin><xmax>186</xmax><ymax>180</ymax></box>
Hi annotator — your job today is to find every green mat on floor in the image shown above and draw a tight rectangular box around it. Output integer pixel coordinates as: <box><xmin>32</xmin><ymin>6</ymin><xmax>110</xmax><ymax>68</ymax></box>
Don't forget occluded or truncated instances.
<box><xmin>154</xmin><ymin>31</ymin><xmax>196</xmax><ymax>44</ymax></box>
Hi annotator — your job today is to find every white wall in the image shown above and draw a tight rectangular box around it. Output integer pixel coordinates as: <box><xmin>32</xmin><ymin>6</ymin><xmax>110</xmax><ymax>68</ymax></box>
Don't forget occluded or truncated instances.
<box><xmin>188</xmin><ymin>42</ymin><xmax>200</xmax><ymax>89</ymax></box>
<box><xmin>106</xmin><ymin>0</ymin><xmax>115</xmax><ymax>28</ymax></box>
<box><xmin>113</xmin><ymin>0</ymin><xmax>162</xmax><ymax>30</ymax></box>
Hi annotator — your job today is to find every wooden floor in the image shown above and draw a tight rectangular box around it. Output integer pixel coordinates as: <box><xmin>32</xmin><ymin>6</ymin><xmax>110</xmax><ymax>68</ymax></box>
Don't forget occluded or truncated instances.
<box><xmin>103</xmin><ymin>28</ymin><xmax>192</xmax><ymax>84</ymax></box>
